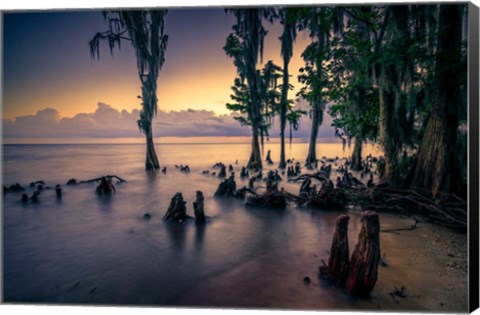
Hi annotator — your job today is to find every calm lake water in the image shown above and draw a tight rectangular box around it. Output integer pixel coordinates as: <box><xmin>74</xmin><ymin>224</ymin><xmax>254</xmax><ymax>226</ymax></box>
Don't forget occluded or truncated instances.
<box><xmin>2</xmin><ymin>142</ymin><xmax>467</xmax><ymax>311</ymax></box>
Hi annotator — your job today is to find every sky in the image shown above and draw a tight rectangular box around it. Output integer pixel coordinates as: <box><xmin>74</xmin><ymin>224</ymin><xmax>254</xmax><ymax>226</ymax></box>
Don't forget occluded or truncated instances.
<box><xmin>1</xmin><ymin>8</ymin><xmax>337</xmax><ymax>142</ymax></box>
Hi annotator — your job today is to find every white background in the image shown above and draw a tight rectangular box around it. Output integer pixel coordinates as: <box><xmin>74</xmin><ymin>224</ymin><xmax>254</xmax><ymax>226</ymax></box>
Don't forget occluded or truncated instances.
<box><xmin>0</xmin><ymin>0</ymin><xmax>479</xmax><ymax>315</ymax></box>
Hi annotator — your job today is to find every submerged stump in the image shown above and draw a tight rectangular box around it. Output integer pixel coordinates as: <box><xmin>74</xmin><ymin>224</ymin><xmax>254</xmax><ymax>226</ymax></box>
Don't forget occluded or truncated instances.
<box><xmin>240</xmin><ymin>166</ymin><xmax>249</xmax><ymax>178</ymax></box>
<box><xmin>55</xmin><ymin>184</ymin><xmax>62</xmax><ymax>199</ymax></box>
<box><xmin>193</xmin><ymin>191</ymin><xmax>206</xmax><ymax>224</ymax></box>
<box><xmin>214</xmin><ymin>174</ymin><xmax>236</xmax><ymax>198</ymax></box>
<box><xmin>346</xmin><ymin>210</ymin><xmax>380</xmax><ymax>297</ymax></box>
<box><xmin>218</xmin><ymin>165</ymin><xmax>226</xmax><ymax>178</ymax></box>
<box><xmin>245</xmin><ymin>179</ymin><xmax>286</xmax><ymax>208</ymax></box>
<box><xmin>266</xmin><ymin>150</ymin><xmax>274</xmax><ymax>165</ymax></box>
<box><xmin>320</xmin><ymin>214</ymin><xmax>350</xmax><ymax>287</ymax></box>
<box><xmin>163</xmin><ymin>192</ymin><xmax>188</xmax><ymax>223</ymax></box>
<box><xmin>96</xmin><ymin>177</ymin><xmax>116</xmax><ymax>195</ymax></box>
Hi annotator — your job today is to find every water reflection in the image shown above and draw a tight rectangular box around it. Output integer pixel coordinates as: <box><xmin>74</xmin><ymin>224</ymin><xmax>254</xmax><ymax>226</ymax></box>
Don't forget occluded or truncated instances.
<box><xmin>2</xmin><ymin>143</ymin><xmax>465</xmax><ymax>311</ymax></box>
<box><xmin>164</xmin><ymin>221</ymin><xmax>188</xmax><ymax>252</ymax></box>
<box><xmin>96</xmin><ymin>194</ymin><xmax>114</xmax><ymax>212</ymax></box>
<box><xmin>194</xmin><ymin>223</ymin><xmax>206</xmax><ymax>251</ymax></box>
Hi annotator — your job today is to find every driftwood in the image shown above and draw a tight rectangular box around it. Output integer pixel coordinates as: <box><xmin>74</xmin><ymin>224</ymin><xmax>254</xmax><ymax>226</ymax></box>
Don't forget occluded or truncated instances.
<box><xmin>389</xmin><ymin>285</ymin><xmax>407</xmax><ymax>302</ymax></box>
<box><xmin>235</xmin><ymin>186</ymin><xmax>256</xmax><ymax>199</ymax></box>
<box><xmin>319</xmin><ymin>214</ymin><xmax>350</xmax><ymax>287</ymax></box>
<box><xmin>80</xmin><ymin>175</ymin><xmax>127</xmax><ymax>184</ymax></box>
<box><xmin>245</xmin><ymin>180</ymin><xmax>286</xmax><ymax>208</ymax></box>
<box><xmin>288</xmin><ymin>173</ymin><xmax>329</xmax><ymax>183</ymax></box>
<box><xmin>163</xmin><ymin>192</ymin><xmax>188</xmax><ymax>223</ymax></box>
<box><xmin>296</xmin><ymin>179</ymin><xmax>347</xmax><ymax>210</ymax></box>
<box><xmin>96</xmin><ymin>178</ymin><xmax>116</xmax><ymax>195</ymax></box>
<box><xmin>290</xmin><ymin>180</ymin><xmax>466</xmax><ymax>230</ymax></box>
<box><xmin>193</xmin><ymin>191</ymin><xmax>206</xmax><ymax>224</ymax></box>
<box><xmin>346</xmin><ymin>210</ymin><xmax>380</xmax><ymax>297</ymax></box>
<box><xmin>29</xmin><ymin>180</ymin><xmax>45</xmax><ymax>187</ymax></box>
<box><xmin>373</xmin><ymin>187</ymin><xmax>467</xmax><ymax>230</ymax></box>
<box><xmin>381</xmin><ymin>218</ymin><xmax>420</xmax><ymax>233</ymax></box>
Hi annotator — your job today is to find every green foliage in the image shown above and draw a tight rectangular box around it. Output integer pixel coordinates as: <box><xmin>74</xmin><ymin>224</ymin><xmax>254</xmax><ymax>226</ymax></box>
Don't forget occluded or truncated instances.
<box><xmin>226</xmin><ymin>61</ymin><xmax>283</xmax><ymax>135</ymax></box>
<box><xmin>226</xmin><ymin>77</ymin><xmax>250</xmax><ymax>126</ymax></box>
<box><xmin>224</xmin><ymin>9</ymin><xmax>277</xmax><ymax>161</ymax></box>
<box><xmin>324</xmin><ymin>7</ymin><xmax>379</xmax><ymax>146</ymax></box>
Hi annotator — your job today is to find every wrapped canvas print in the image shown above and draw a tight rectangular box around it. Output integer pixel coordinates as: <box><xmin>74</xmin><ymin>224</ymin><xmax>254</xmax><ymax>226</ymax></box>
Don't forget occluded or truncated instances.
<box><xmin>1</xmin><ymin>0</ymin><xmax>479</xmax><ymax>313</ymax></box>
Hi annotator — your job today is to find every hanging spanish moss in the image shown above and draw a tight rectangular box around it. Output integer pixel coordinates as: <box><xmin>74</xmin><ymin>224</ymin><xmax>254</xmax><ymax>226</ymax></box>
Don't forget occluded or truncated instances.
<box><xmin>90</xmin><ymin>10</ymin><xmax>168</xmax><ymax>171</ymax></box>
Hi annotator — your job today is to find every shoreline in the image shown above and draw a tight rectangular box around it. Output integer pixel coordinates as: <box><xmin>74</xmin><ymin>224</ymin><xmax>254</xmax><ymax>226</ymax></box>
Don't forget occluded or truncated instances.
<box><xmin>2</xmin><ymin>146</ymin><xmax>468</xmax><ymax>311</ymax></box>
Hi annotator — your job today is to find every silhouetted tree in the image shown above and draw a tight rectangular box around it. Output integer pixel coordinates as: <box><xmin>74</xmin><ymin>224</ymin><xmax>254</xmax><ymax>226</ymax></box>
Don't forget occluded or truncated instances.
<box><xmin>298</xmin><ymin>7</ymin><xmax>342</xmax><ymax>167</ymax></box>
<box><xmin>278</xmin><ymin>8</ymin><xmax>299</xmax><ymax>169</ymax></box>
<box><xmin>224</xmin><ymin>8</ymin><xmax>275</xmax><ymax>170</ymax></box>
<box><xmin>411</xmin><ymin>4</ymin><xmax>467</xmax><ymax>195</ymax></box>
<box><xmin>226</xmin><ymin>61</ymin><xmax>282</xmax><ymax>158</ymax></box>
<box><xmin>327</xmin><ymin>7</ymin><xmax>379</xmax><ymax>170</ymax></box>
<box><xmin>89</xmin><ymin>10</ymin><xmax>168</xmax><ymax>171</ymax></box>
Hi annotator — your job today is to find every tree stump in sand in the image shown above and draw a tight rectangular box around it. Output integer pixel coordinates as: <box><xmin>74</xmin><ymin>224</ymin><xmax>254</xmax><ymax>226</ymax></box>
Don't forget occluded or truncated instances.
<box><xmin>319</xmin><ymin>214</ymin><xmax>350</xmax><ymax>287</ymax></box>
<box><xmin>346</xmin><ymin>210</ymin><xmax>380</xmax><ymax>297</ymax></box>
<box><xmin>163</xmin><ymin>192</ymin><xmax>188</xmax><ymax>223</ymax></box>
<box><xmin>193</xmin><ymin>191</ymin><xmax>206</xmax><ymax>224</ymax></box>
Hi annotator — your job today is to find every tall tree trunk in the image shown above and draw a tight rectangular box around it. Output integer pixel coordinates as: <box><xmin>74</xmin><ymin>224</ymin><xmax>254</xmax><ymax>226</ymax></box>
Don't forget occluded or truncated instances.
<box><xmin>248</xmin><ymin>127</ymin><xmax>262</xmax><ymax>170</ymax></box>
<box><xmin>279</xmin><ymin>59</ymin><xmax>289</xmax><ymax>169</ymax></box>
<box><xmin>279</xmin><ymin>123</ymin><xmax>286</xmax><ymax>169</ymax></box>
<box><xmin>377</xmin><ymin>65</ymin><xmax>395</xmax><ymax>181</ymax></box>
<box><xmin>351</xmin><ymin>136</ymin><xmax>363</xmax><ymax>171</ymax></box>
<box><xmin>145</xmin><ymin>122</ymin><xmax>160</xmax><ymax>171</ymax></box>
<box><xmin>306</xmin><ymin>103</ymin><xmax>321</xmax><ymax>166</ymax></box>
<box><xmin>412</xmin><ymin>4</ymin><xmax>463</xmax><ymax>195</ymax></box>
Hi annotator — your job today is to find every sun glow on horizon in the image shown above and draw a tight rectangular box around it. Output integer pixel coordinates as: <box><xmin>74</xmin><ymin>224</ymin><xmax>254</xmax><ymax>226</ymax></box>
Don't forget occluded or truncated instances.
<box><xmin>3</xmin><ymin>10</ymin><xmax>312</xmax><ymax>124</ymax></box>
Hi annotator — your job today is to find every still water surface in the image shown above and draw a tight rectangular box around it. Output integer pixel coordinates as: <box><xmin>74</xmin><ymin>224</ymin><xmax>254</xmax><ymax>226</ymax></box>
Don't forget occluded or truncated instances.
<box><xmin>2</xmin><ymin>143</ymin><xmax>465</xmax><ymax>310</ymax></box>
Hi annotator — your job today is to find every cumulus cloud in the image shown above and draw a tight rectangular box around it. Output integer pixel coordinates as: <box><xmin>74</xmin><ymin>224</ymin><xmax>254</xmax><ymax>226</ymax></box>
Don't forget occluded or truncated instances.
<box><xmin>3</xmin><ymin>102</ymin><xmax>338</xmax><ymax>141</ymax></box>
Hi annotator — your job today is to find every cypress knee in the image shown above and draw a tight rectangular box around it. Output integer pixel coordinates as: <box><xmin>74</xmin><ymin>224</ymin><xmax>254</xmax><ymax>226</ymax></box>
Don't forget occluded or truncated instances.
<box><xmin>346</xmin><ymin>210</ymin><xmax>380</xmax><ymax>297</ymax></box>
<box><xmin>323</xmin><ymin>214</ymin><xmax>350</xmax><ymax>287</ymax></box>
<box><xmin>163</xmin><ymin>192</ymin><xmax>188</xmax><ymax>223</ymax></box>
<box><xmin>193</xmin><ymin>191</ymin><xmax>206</xmax><ymax>224</ymax></box>
<box><xmin>214</xmin><ymin>180</ymin><xmax>228</xmax><ymax>197</ymax></box>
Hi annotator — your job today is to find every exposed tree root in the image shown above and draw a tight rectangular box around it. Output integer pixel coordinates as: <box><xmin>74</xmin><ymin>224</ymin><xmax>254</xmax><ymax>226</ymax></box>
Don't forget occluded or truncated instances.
<box><xmin>291</xmin><ymin>179</ymin><xmax>467</xmax><ymax>230</ymax></box>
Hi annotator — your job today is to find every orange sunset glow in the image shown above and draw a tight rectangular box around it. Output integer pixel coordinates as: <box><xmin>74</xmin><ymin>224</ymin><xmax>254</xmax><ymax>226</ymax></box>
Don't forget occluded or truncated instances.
<box><xmin>3</xmin><ymin>10</ymin><xmax>311</xmax><ymax>122</ymax></box>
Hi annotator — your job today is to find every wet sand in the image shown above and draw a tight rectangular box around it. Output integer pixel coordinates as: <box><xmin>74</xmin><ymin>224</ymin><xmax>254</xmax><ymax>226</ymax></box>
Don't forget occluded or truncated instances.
<box><xmin>172</xmin><ymin>215</ymin><xmax>468</xmax><ymax>312</ymax></box>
